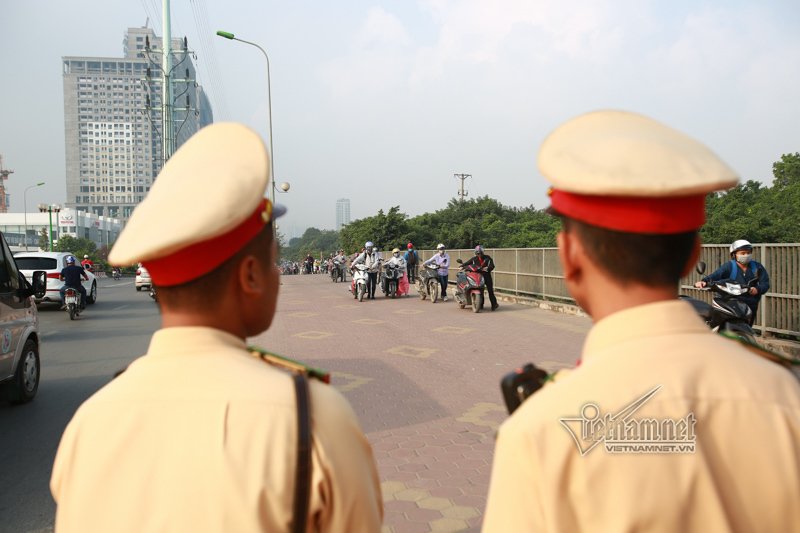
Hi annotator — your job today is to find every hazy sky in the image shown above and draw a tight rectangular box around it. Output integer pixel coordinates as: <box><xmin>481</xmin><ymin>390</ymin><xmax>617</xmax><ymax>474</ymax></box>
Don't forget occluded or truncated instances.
<box><xmin>2</xmin><ymin>0</ymin><xmax>799</xmax><ymax>239</ymax></box>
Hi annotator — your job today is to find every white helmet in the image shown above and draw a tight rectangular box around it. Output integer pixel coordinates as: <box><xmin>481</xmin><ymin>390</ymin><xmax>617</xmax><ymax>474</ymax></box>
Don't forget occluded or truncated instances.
<box><xmin>729</xmin><ymin>239</ymin><xmax>752</xmax><ymax>254</ymax></box>
<box><xmin>436</xmin><ymin>243</ymin><xmax>445</xmax><ymax>250</ymax></box>
<box><xmin>365</xmin><ymin>241</ymin><xmax>374</xmax><ymax>248</ymax></box>
<box><xmin>84</xmin><ymin>255</ymin><xmax>89</xmax><ymax>259</ymax></box>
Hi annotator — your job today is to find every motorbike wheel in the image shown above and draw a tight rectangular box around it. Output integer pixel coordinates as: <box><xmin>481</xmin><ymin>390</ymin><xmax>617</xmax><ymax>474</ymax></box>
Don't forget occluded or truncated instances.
<box><xmin>418</xmin><ymin>282</ymin><xmax>426</xmax><ymax>300</ymax></box>
<box><xmin>68</xmin><ymin>304</ymin><xmax>76</xmax><ymax>320</ymax></box>
<box><xmin>429</xmin><ymin>281</ymin><xmax>440</xmax><ymax>303</ymax></box>
<box><xmin>358</xmin><ymin>285</ymin><xmax>365</xmax><ymax>302</ymax></box>
<box><xmin>389</xmin><ymin>283</ymin><xmax>396</xmax><ymax>299</ymax></box>
<box><xmin>472</xmin><ymin>292</ymin><xmax>483</xmax><ymax>313</ymax></box>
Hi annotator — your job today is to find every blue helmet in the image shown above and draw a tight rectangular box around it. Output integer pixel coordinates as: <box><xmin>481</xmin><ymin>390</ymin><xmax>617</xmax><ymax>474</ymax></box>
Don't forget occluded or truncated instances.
<box><xmin>66</xmin><ymin>255</ymin><xmax>76</xmax><ymax>264</ymax></box>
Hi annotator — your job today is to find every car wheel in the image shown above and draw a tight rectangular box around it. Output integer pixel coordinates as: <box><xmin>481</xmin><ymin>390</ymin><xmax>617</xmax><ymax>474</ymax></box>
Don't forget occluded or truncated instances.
<box><xmin>6</xmin><ymin>339</ymin><xmax>39</xmax><ymax>404</ymax></box>
<box><xmin>87</xmin><ymin>282</ymin><xmax>97</xmax><ymax>304</ymax></box>
<box><xmin>136</xmin><ymin>286</ymin><xmax>141</xmax><ymax>291</ymax></box>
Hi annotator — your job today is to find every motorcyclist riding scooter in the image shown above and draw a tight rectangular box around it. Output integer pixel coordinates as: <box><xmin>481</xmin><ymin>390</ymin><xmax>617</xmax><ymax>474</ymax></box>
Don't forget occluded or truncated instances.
<box><xmin>60</xmin><ymin>255</ymin><xmax>89</xmax><ymax>312</ymax></box>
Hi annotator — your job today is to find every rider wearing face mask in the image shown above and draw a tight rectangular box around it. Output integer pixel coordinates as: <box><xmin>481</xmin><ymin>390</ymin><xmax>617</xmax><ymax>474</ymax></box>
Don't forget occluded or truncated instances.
<box><xmin>694</xmin><ymin>239</ymin><xmax>770</xmax><ymax>324</ymax></box>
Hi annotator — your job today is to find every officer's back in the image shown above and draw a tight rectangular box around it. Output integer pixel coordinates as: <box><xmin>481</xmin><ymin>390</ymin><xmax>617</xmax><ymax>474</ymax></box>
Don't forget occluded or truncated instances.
<box><xmin>50</xmin><ymin>123</ymin><xmax>382</xmax><ymax>532</ymax></box>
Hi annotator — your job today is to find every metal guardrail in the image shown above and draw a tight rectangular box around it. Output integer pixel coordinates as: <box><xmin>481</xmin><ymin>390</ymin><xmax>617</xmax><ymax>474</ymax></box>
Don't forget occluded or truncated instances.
<box><xmin>420</xmin><ymin>244</ymin><xmax>800</xmax><ymax>338</ymax></box>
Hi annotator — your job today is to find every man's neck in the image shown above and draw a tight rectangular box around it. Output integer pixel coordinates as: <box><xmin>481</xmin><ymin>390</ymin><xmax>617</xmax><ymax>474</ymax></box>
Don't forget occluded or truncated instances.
<box><xmin>585</xmin><ymin>283</ymin><xmax>678</xmax><ymax>322</ymax></box>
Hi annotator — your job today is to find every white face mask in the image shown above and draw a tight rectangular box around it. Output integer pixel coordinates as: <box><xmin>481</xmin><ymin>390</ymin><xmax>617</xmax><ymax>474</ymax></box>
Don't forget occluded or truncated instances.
<box><xmin>393</xmin><ymin>253</ymin><xmax>399</xmax><ymax>258</ymax></box>
<box><xmin>736</xmin><ymin>253</ymin><xmax>752</xmax><ymax>265</ymax></box>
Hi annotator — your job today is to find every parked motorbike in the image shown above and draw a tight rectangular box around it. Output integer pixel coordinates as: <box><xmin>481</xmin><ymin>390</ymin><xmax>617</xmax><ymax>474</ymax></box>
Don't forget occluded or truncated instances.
<box><xmin>351</xmin><ymin>264</ymin><xmax>369</xmax><ymax>302</ymax></box>
<box><xmin>382</xmin><ymin>263</ymin><xmax>403</xmax><ymax>298</ymax></box>
<box><xmin>417</xmin><ymin>264</ymin><xmax>441</xmax><ymax>303</ymax></box>
<box><xmin>455</xmin><ymin>259</ymin><xmax>487</xmax><ymax>313</ymax></box>
<box><xmin>63</xmin><ymin>287</ymin><xmax>82</xmax><ymax>320</ymax></box>
<box><xmin>681</xmin><ymin>261</ymin><xmax>759</xmax><ymax>343</ymax></box>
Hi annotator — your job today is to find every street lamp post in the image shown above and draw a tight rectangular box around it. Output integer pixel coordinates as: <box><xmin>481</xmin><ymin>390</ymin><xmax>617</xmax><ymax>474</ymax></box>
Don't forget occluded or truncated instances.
<box><xmin>38</xmin><ymin>203</ymin><xmax>61</xmax><ymax>252</ymax></box>
<box><xmin>23</xmin><ymin>182</ymin><xmax>45</xmax><ymax>251</ymax></box>
<box><xmin>216</xmin><ymin>30</ymin><xmax>276</xmax><ymax>207</ymax></box>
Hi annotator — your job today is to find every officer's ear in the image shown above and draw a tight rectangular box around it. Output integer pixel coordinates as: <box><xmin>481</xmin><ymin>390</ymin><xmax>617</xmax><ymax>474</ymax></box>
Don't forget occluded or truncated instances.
<box><xmin>557</xmin><ymin>224</ymin><xmax>584</xmax><ymax>282</ymax></box>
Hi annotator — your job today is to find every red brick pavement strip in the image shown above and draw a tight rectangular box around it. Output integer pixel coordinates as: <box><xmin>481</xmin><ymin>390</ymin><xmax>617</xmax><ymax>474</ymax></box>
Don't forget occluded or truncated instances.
<box><xmin>250</xmin><ymin>274</ymin><xmax>590</xmax><ymax>532</ymax></box>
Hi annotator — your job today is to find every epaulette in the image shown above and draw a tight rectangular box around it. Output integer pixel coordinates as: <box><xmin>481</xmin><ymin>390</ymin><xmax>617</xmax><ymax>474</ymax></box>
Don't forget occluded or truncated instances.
<box><xmin>248</xmin><ymin>346</ymin><xmax>331</xmax><ymax>384</ymax></box>
<box><xmin>719</xmin><ymin>331</ymin><xmax>800</xmax><ymax>371</ymax></box>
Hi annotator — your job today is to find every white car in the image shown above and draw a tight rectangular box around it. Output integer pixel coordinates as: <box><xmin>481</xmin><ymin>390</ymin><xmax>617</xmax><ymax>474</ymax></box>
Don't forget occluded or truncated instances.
<box><xmin>135</xmin><ymin>264</ymin><xmax>152</xmax><ymax>291</ymax></box>
<box><xmin>15</xmin><ymin>252</ymin><xmax>98</xmax><ymax>306</ymax></box>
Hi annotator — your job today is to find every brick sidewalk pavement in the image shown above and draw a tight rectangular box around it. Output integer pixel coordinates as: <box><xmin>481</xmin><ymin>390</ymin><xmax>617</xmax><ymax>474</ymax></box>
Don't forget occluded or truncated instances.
<box><xmin>251</xmin><ymin>273</ymin><xmax>590</xmax><ymax>532</ymax></box>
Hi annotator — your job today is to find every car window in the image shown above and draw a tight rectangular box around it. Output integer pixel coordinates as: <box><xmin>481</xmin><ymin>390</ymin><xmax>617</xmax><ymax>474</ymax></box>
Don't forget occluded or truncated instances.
<box><xmin>14</xmin><ymin>257</ymin><xmax>58</xmax><ymax>270</ymax></box>
<box><xmin>0</xmin><ymin>238</ymin><xmax>11</xmax><ymax>293</ymax></box>
<box><xmin>0</xmin><ymin>236</ymin><xmax>20</xmax><ymax>291</ymax></box>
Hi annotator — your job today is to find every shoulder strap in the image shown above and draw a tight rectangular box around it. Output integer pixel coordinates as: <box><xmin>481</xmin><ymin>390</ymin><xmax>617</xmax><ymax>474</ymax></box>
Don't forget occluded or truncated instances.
<box><xmin>292</xmin><ymin>372</ymin><xmax>312</xmax><ymax>533</ymax></box>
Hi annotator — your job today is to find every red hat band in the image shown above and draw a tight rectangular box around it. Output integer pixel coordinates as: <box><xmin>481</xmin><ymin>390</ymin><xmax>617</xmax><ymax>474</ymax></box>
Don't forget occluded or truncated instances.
<box><xmin>549</xmin><ymin>189</ymin><xmax>706</xmax><ymax>234</ymax></box>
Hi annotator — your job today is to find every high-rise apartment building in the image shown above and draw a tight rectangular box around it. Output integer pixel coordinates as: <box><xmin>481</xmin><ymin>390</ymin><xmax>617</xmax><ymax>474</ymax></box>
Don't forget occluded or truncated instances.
<box><xmin>62</xmin><ymin>26</ymin><xmax>213</xmax><ymax>220</ymax></box>
<box><xmin>336</xmin><ymin>198</ymin><xmax>351</xmax><ymax>230</ymax></box>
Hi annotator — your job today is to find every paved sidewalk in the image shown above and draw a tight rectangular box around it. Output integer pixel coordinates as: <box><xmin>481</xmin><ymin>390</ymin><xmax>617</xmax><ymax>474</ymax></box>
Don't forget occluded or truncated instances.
<box><xmin>251</xmin><ymin>274</ymin><xmax>591</xmax><ymax>532</ymax></box>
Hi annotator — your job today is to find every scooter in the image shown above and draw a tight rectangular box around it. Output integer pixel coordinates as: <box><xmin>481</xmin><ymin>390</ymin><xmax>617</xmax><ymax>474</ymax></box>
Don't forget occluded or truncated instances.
<box><xmin>681</xmin><ymin>261</ymin><xmax>759</xmax><ymax>343</ymax></box>
<box><xmin>149</xmin><ymin>285</ymin><xmax>158</xmax><ymax>302</ymax></box>
<box><xmin>351</xmin><ymin>263</ymin><xmax>369</xmax><ymax>302</ymax></box>
<box><xmin>454</xmin><ymin>259</ymin><xmax>487</xmax><ymax>313</ymax></box>
<box><xmin>331</xmin><ymin>260</ymin><xmax>345</xmax><ymax>283</ymax></box>
<box><xmin>63</xmin><ymin>287</ymin><xmax>82</xmax><ymax>320</ymax></box>
<box><xmin>112</xmin><ymin>269</ymin><xmax>122</xmax><ymax>281</ymax></box>
<box><xmin>382</xmin><ymin>263</ymin><xmax>403</xmax><ymax>298</ymax></box>
<box><xmin>417</xmin><ymin>264</ymin><xmax>441</xmax><ymax>303</ymax></box>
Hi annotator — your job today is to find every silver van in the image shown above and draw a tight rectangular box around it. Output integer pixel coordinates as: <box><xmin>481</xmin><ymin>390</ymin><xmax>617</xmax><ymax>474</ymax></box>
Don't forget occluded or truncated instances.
<box><xmin>0</xmin><ymin>232</ymin><xmax>46</xmax><ymax>404</ymax></box>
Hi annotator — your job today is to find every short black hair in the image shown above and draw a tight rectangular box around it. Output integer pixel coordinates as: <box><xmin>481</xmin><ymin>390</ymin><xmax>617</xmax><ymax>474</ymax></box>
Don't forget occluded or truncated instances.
<box><xmin>156</xmin><ymin>223</ymin><xmax>273</xmax><ymax>309</ymax></box>
<box><xmin>561</xmin><ymin>217</ymin><xmax>696</xmax><ymax>287</ymax></box>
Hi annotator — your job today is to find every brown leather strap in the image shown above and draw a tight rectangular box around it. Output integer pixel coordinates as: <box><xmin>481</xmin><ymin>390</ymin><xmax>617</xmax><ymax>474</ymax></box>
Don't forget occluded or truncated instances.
<box><xmin>292</xmin><ymin>372</ymin><xmax>312</xmax><ymax>533</ymax></box>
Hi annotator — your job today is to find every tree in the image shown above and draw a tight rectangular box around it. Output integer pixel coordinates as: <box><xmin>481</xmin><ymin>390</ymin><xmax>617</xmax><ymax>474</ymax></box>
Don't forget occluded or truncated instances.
<box><xmin>54</xmin><ymin>236</ymin><xmax>97</xmax><ymax>262</ymax></box>
<box><xmin>38</xmin><ymin>228</ymin><xmax>49</xmax><ymax>251</ymax></box>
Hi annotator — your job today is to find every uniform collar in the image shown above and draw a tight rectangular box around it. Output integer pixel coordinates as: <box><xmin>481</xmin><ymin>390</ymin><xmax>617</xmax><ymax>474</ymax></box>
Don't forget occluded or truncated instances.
<box><xmin>146</xmin><ymin>327</ymin><xmax>247</xmax><ymax>356</ymax></box>
<box><xmin>582</xmin><ymin>300</ymin><xmax>708</xmax><ymax>363</ymax></box>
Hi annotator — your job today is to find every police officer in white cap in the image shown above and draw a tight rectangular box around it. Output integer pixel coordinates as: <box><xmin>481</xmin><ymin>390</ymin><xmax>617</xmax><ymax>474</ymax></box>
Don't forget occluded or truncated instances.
<box><xmin>483</xmin><ymin>111</ymin><xmax>800</xmax><ymax>532</ymax></box>
<box><xmin>50</xmin><ymin>123</ymin><xmax>382</xmax><ymax>532</ymax></box>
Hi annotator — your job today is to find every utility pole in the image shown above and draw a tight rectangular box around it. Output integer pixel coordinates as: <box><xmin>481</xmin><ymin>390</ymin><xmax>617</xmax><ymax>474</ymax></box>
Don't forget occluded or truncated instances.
<box><xmin>162</xmin><ymin>0</ymin><xmax>175</xmax><ymax>163</ymax></box>
<box><xmin>454</xmin><ymin>173</ymin><xmax>471</xmax><ymax>201</ymax></box>
<box><xmin>0</xmin><ymin>155</ymin><xmax>14</xmax><ymax>213</ymax></box>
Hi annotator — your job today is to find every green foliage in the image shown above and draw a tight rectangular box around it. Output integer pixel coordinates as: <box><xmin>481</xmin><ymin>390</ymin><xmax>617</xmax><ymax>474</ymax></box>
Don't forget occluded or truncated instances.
<box><xmin>340</xmin><ymin>197</ymin><xmax>561</xmax><ymax>252</ymax></box>
<box><xmin>340</xmin><ymin>206</ymin><xmax>411</xmax><ymax>252</ymax></box>
<box><xmin>702</xmin><ymin>153</ymin><xmax>800</xmax><ymax>244</ymax></box>
<box><xmin>37</xmin><ymin>228</ymin><xmax>49</xmax><ymax>251</ymax></box>
<box><xmin>281</xmin><ymin>227</ymin><xmax>341</xmax><ymax>261</ymax></box>
<box><xmin>54</xmin><ymin>236</ymin><xmax>97</xmax><ymax>262</ymax></box>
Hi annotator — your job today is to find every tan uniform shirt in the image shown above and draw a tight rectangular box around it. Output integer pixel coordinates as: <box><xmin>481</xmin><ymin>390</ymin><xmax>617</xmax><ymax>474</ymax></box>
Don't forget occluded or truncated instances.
<box><xmin>51</xmin><ymin>327</ymin><xmax>383</xmax><ymax>532</ymax></box>
<box><xmin>484</xmin><ymin>300</ymin><xmax>800</xmax><ymax>533</ymax></box>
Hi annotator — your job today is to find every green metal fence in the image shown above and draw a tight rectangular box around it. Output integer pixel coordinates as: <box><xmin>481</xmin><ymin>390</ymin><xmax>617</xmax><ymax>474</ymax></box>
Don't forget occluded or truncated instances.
<box><xmin>420</xmin><ymin>244</ymin><xmax>800</xmax><ymax>337</ymax></box>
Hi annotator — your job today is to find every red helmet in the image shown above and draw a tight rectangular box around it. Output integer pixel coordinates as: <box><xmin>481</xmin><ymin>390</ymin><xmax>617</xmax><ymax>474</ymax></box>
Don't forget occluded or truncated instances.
<box><xmin>407</xmin><ymin>242</ymin><xmax>413</xmax><ymax>249</ymax></box>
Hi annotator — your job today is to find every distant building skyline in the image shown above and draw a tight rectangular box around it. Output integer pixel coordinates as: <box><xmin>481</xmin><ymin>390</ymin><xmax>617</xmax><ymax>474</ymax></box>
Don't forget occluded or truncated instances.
<box><xmin>62</xmin><ymin>26</ymin><xmax>212</xmax><ymax>221</ymax></box>
<box><xmin>336</xmin><ymin>198</ymin><xmax>350</xmax><ymax>231</ymax></box>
